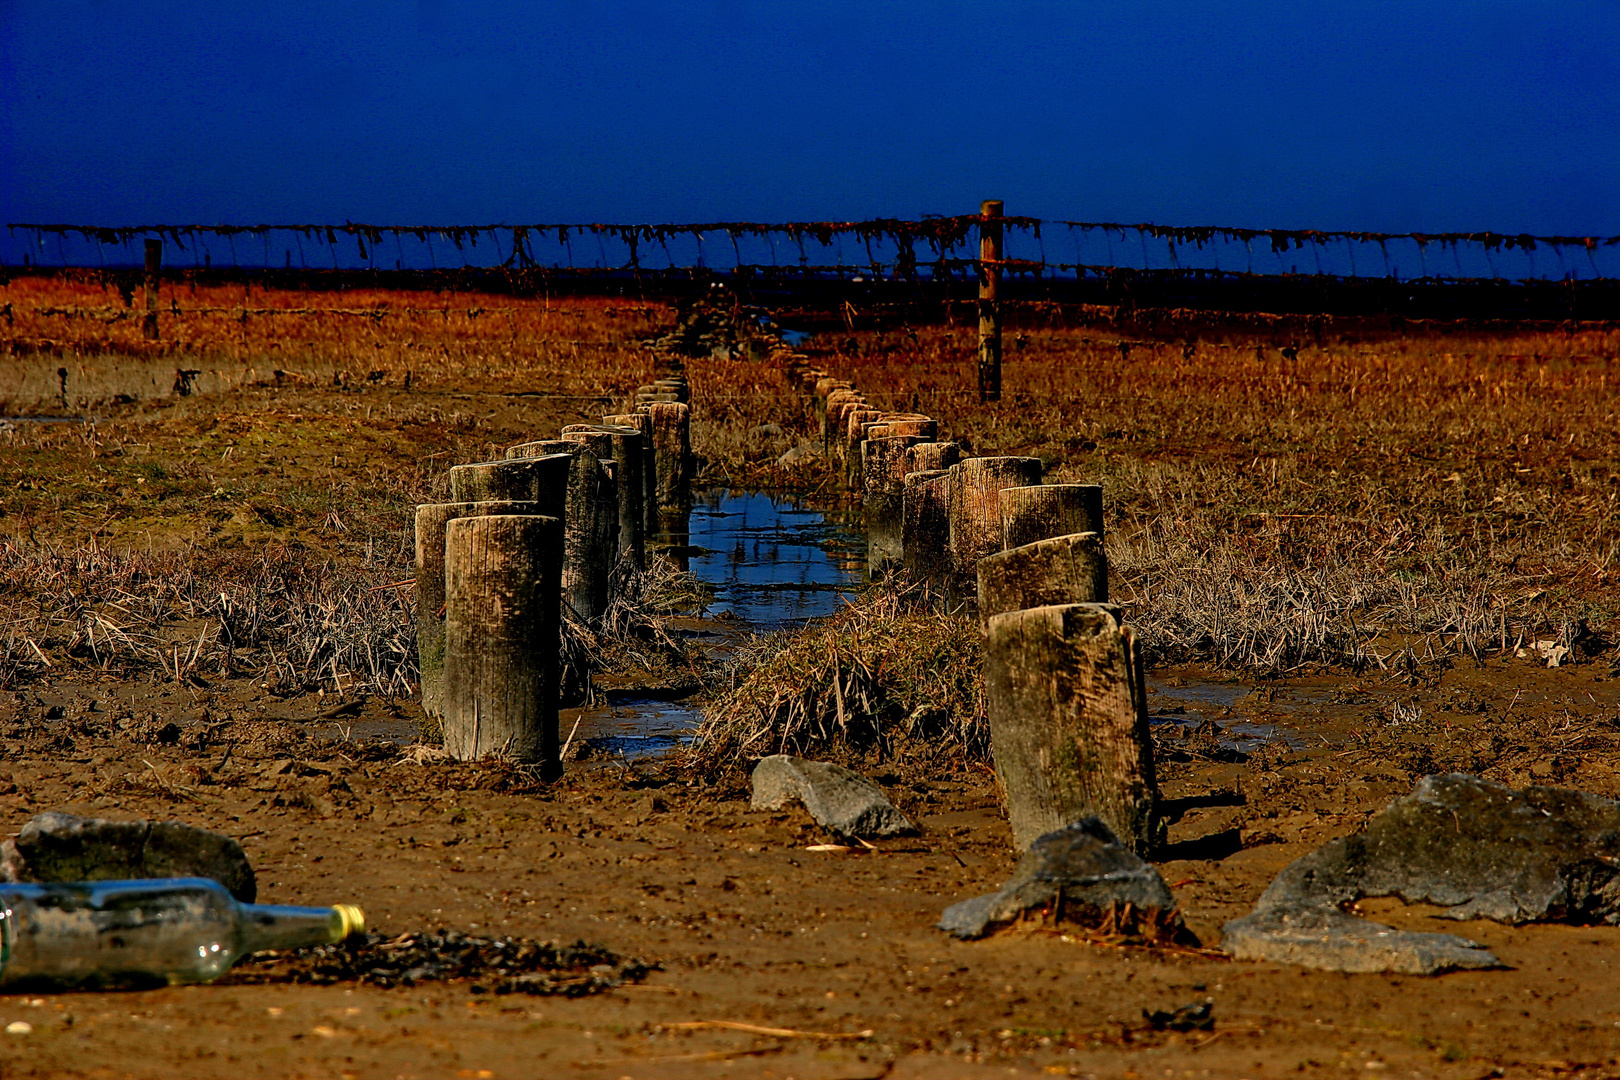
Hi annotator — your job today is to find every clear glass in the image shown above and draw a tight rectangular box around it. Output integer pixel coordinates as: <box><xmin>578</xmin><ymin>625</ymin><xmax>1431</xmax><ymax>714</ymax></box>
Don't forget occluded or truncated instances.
<box><xmin>0</xmin><ymin>878</ymin><xmax>361</xmax><ymax>991</ymax></box>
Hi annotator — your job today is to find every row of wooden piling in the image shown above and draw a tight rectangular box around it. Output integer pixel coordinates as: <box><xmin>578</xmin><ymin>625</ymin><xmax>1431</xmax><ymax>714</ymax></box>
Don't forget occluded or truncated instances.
<box><xmin>411</xmin><ymin>374</ymin><xmax>694</xmax><ymax>776</ymax></box>
<box><xmin>784</xmin><ymin>352</ymin><xmax>1160</xmax><ymax>855</ymax></box>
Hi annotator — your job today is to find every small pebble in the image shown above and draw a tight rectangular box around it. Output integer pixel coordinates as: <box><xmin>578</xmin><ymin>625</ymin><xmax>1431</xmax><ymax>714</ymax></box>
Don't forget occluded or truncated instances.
<box><xmin>6</xmin><ymin>1021</ymin><xmax>32</xmax><ymax>1035</ymax></box>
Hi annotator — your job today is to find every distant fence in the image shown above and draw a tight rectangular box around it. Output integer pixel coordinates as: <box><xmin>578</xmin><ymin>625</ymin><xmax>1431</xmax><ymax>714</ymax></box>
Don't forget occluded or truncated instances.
<box><xmin>6</xmin><ymin>212</ymin><xmax>1620</xmax><ymax>322</ymax></box>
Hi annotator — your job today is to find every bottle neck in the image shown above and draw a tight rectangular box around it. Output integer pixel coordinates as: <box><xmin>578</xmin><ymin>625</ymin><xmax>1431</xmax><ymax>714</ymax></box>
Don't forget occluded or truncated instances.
<box><xmin>236</xmin><ymin>903</ymin><xmax>361</xmax><ymax>955</ymax></box>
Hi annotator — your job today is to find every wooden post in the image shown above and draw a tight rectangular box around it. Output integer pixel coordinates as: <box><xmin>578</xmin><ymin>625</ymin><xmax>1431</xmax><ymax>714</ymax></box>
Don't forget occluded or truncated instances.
<box><xmin>978</xmin><ymin>200</ymin><xmax>1003</xmax><ymax>403</ymax></box>
<box><xmin>824</xmin><ymin>393</ymin><xmax>865</xmax><ymax>461</ymax></box>
<box><xmin>901</xmin><ymin>469</ymin><xmax>953</xmax><ymax>585</ymax></box>
<box><xmin>985</xmin><ymin>603</ymin><xmax>1159</xmax><ymax>854</ymax></box>
<box><xmin>143</xmin><ymin>239</ymin><xmax>162</xmax><ymax>341</ymax></box>
<box><xmin>906</xmin><ymin>441</ymin><xmax>962</xmax><ymax>476</ymax></box>
<box><xmin>976</xmin><ymin>531</ymin><xmax>1108</xmax><ymax>632</ymax></box>
<box><xmin>998</xmin><ymin>484</ymin><xmax>1104</xmax><ymax>551</ymax></box>
<box><xmin>449</xmin><ymin>455</ymin><xmax>571</xmax><ymax>509</ymax></box>
<box><xmin>414</xmin><ymin>500</ymin><xmax>543</xmax><ymax>718</ymax></box>
<box><xmin>843</xmin><ymin>408</ymin><xmax>885</xmax><ymax>491</ymax></box>
<box><xmin>822</xmin><ymin>388</ymin><xmax>861</xmax><ymax>454</ymax></box>
<box><xmin>442</xmin><ymin>514</ymin><xmax>564</xmax><ymax>775</ymax></box>
<box><xmin>506</xmin><ymin>439</ymin><xmax>576</xmax><ymax>459</ymax></box>
<box><xmin>603</xmin><ymin>412</ymin><xmax>658</xmax><ymax>537</ymax></box>
<box><xmin>645</xmin><ymin>401</ymin><xmax>691</xmax><ymax>517</ymax></box>
<box><xmin>947</xmin><ymin>456</ymin><xmax>1043</xmax><ymax>595</ymax></box>
<box><xmin>561</xmin><ymin>452</ymin><xmax>618</xmax><ymax>624</ymax></box>
<box><xmin>564</xmin><ymin>424</ymin><xmax>645</xmax><ymax>568</ymax></box>
<box><xmin>862</xmin><ymin>433</ymin><xmax>925</xmax><ymax>517</ymax></box>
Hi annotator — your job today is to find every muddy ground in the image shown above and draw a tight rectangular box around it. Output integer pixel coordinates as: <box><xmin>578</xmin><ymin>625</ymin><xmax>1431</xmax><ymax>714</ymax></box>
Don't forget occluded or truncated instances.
<box><xmin>0</xmin><ymin>657</ymin><xmax>1617</xmax><ymax>1079</ymax></box>
<box><xmin>0</xmin><ymin>289</ymin><xmax>1618</xmax><ymax>1078</ymax></box>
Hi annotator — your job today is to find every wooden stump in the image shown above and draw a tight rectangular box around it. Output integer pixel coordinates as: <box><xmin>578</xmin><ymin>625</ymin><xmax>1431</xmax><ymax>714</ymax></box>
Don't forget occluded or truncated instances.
<box><xmin>986</xmin><ymin>603</ymin><xmax>1159</xmax><ymax>854</ymax></box>
<box><xmin>906</xmin><ymin>441</ymin><xmax>962</xmax><ymax>475</ymax></box>
<box><xmin>901</xmin><ymin>469</ymin><xmax>954</xmax><ymax>586</ymax></box>
<box><xmin>815</xmin><ymin>378</ymin><xmax>854</xmax><ymax>443</ymax></box>
<box><xmin>561</xmin><ymin>452</ymin><xmax>618</xmax><ymax>624</ymax></box>
<box><xmin>414</xmin><ymin>499</ymin><xmax>542</xmax><ymax>718</ymax></box>
<box><xmin>862</xmin><ymin>434</ymin><xmax>925</xmax><ymax>517</ymax></box>
<box><xmin>564</xmin><ymin>424</ymin><xmax>645</xmax><ymax>568</ymax></box>
<box><xmin>506</xmin><ymin>439</ymin><xmax>575</xmax><ymax>460</ymax></box>
<box><xmin>449</xmin><ymin>455</ymin><xmax>571</xmax><ymax>510</ymax></box>
<box><xmin>842</xmin><ymin>408</ymin><xmax>885</xmax><ymax>491</ymax></box>
<box><xmin>976</xmin><ymin>531</ymin><xmax>1108</xmax><ymax>632</ymax></box>
<box><xmin>645</xmin><ymin>401</ymin><xmax>691</xmax><ymax>517</ymax></box>
<box><xmin>442</xmin><ymin>514</ymin><xmax>564</xmax><ymax>775</ymax></box>
<box><xmin>653</xmin><ymin>377</ymin><xmax>689</xmax><ymax>403</ymax></box>
<box><xmin>947</xmin><ymin>456</ymin><xmax>1044</xmax><ymax>595</ymax></box>
<box><xmin>824</xmin><ymin>392</ymin><xmax>864</xmax><ymax>457</ymax></box>
<box><xmin>603</xmin><ymin>411</ymin><xmax>657</xmax><ymax>537</ymax></box>
<box><xmin>999</xmin><ymin>484</ymin><xmax>1104</xmax><ymax>550</ymax></box>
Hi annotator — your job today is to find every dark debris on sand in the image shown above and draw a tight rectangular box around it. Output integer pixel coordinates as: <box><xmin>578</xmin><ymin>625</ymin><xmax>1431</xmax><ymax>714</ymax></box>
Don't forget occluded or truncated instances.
<box><xmin>225</xmin><ymin>931</ymin><xmax>658</xmax><ymax>996</ymax></box>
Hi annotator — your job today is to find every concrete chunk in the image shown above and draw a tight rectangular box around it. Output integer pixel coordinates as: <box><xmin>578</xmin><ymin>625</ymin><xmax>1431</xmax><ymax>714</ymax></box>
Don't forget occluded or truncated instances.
<box><xmin>940</xmin><ymin>817</ymin><xmax>1177</xmax><ymax>940</ymax></box>
<box><xmin>1222</xmin><ymin>774</ymin><xmax>1620</xmax><ymax>974</ymax></box>
<box><xmin>749</xmin><ymin>756</ymin><xmax>916</xmax><ymax>838</ymax></box>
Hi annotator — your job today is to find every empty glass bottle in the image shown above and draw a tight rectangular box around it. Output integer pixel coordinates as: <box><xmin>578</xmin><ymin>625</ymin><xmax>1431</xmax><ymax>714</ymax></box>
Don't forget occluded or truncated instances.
<box><xmin>0</xmin><ymin>877</ymin><xmax>365</xmax><ymax>991</ymax></box>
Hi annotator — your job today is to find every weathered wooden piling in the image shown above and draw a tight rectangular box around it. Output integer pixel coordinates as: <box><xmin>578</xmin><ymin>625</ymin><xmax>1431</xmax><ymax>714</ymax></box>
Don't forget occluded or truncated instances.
<box><xmin>985</xmin><ymin>603</ymin><xmax>1158</xmax><ymax>854</ymax></box>
<box><xmin>506</xmin><ymin>439</ymin><xmax>576</xmax><ymax>460</ymax></box>
<box><xmin>442</xmin><ymin>514</ymin><xmax>564</xmax><ymax>776</ymax></box>
<box><xmin>862</xmin><ymin>434</ymin><xmax>925</xmax><ymax>517</ymax></box>
<box><xmin>603</xmin><ymin>411</ymin><xmax>658</xmax><ymax>536</ymax></box>
<box><xmin>653</xmin><ymin>377</ymin><xmax>690</xmax><ymax>403</ymax></box>
<box><xmin>901</xmin><ymin>469</ymin><xmax>954</xmax><ymax>585</ymax></box>
<box><xmin>449</xmin><ymin>455</ymin><xmax>572</xmax><ymax>508</ymax></box>
<box><xmin>414</xmin><ymin>499</ymin><xmax>542</xmax><ymax>718</ymax></box>
<box><xmin>998</xmin><ymin>484</ymin><xmax>1104</xmax><ymax>550</ymax></box>
<box><xmin>906</xmin><ymin>441</ymin><xmax>962</xmax><ymax>475</ymax></box>
<box><xmin>563</xmin><ymin>424</ymin><xmax>645</xmax><ymax>568</ymax></box>
<box><xmin>814</xmin><ymin>377</ymin><xmax>853</xmax><ymax>437</ymax></box>
<box><xmin>822</xmin><ymin>389</ymin><xmax>862</xmax><ymax>454</ymax></box>
<box><xmin>976</xmin><ymin>531</ymin><xmax>1107</xmax><ymax>631</ymax></box>
<box><xmin>947</xmin><ymin>456</ymin><xmax>1044</xmax><ymax>592</ymax></box>
<box><xmin>842</xmin><ymin>408</ymin><xmax>885</xmax><ymax>490</ymax></box>
<box><xmin>561</xmin><ymin>452</ymin><xmax>619</xmax><ymax>623</ymax></box>
<box><xmin>645</xmin><ymin>401</ymin><xmax>692</xmax><ymax>516</ymax></box>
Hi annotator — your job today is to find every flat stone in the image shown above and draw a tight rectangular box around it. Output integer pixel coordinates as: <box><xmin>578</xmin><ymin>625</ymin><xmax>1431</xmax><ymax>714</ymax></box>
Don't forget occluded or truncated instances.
<box><xmin>1222</xmin><ymin>906</ymin><xmax>1501</xmax><ymax>975</ymax></box>
<box><xmin>940</xmin><ymin>817</ymin><xmax>1177</xmax><ymax>940</ymax></box>
<box><xmin>750</xmin><ymin>756</ymin><xmax>915</xmax><ymax>838</ymax></box>
<box><xmin>0</xmin><ymin>812</ymin><xmax>256</xmax><ymax>902</ymax></box>
<box><xmin>1222</xmin><ymin>774</ymin><xmax>1620</xmax><ymax>974</ymax></box>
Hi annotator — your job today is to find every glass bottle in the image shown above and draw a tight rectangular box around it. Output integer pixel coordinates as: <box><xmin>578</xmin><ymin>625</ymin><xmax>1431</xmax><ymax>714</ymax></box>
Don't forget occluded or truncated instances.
<box><xmin>0</xmin><ymin>877</ymin><xmax>365</xmax><ymax>991</ymax></box>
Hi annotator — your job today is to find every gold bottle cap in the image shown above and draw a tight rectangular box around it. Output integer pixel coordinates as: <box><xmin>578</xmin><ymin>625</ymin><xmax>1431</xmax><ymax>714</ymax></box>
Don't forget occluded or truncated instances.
<box><xmin>331</xmin><ymin>904</ymin><xmax>366</xmax><ymax>941</ymax></box>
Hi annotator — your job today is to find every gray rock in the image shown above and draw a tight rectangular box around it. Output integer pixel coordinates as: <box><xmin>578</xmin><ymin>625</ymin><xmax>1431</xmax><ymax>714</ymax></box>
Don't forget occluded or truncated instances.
<box><xmin>0</xmin><ymin>812</ymin><xmax>256</xmax><ymax>902</ymax></box>
<box><xmin>1222</xmin><ymin>774</ymin><xmax>1620</xmax><ymax>974</ymax></box>
<box><xmin>1222</xmin><ymin>906</ymin><xmax>1501</xmax><ymax>975</ymax></box>
<box><xmin>750</xmin><ymin>756</ymin><xmax>915</xmax><ymax>838</ymax></box>
<box><xmin>940</xmin><ymin>817</ymin><xmax>1177</xmax><ymax>940</ymax></box>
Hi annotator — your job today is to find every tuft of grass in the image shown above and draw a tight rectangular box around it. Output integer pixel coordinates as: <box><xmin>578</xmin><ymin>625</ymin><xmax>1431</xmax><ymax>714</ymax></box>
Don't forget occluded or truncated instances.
<box><xmin>686</xmin><ymin>580</ymin><xmax>986</xmax><ymax>775</ymax></box>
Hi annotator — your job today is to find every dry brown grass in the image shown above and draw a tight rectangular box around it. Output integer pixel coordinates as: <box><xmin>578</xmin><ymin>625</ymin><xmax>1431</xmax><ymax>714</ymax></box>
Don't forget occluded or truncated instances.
<box><xmin>687</xmin><ymin>579</ymin><xmax>986</xmax><ymax>774</ymax></box>
<box><xmin>680</xmin><ymin>317</ymin><xmax>1620</xmax><ymax>672</ymax></box>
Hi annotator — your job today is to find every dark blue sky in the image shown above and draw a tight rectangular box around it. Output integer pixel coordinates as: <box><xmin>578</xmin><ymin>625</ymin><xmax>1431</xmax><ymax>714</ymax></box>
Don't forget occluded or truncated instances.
<box><xmin>2</xmin><ymin>1</ymin><xmax>1617</xmax><ymax>235</ymax></box>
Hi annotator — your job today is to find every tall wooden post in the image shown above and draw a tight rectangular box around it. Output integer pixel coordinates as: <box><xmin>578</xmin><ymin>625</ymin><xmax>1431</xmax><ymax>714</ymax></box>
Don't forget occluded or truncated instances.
<box><xmin>442</xmin><ymin>515</ymin><xmax>564</xmax><ymax>776</ymax></box>
<box><xmin>143</xmin><ymin>239</ymin><xmax>162</xmax><ymax>341</ymax></box>
<box><xmin>978</xmin><ymin>200</ymin><xmax>1003</xmax><ymax>403</ymax></box>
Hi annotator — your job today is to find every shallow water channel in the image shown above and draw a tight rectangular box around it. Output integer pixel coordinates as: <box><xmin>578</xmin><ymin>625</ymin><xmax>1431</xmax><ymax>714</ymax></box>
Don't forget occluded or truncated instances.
<box><xmin>564</xmin><ymin>489</ymin><xmax>865</xmax><ymax>758</ymax></box>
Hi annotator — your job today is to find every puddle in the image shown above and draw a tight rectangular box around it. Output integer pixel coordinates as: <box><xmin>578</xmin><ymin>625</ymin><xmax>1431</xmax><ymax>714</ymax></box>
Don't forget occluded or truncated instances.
<box><xmin>571</xmin><ymin>488</ymin><xmax>864</xmax><ymax>758</ymax></box>
<box><xmin>1147</xmin><ymin>672</ymin><xmax>1309</xmax><ymax>753</ymax></box>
